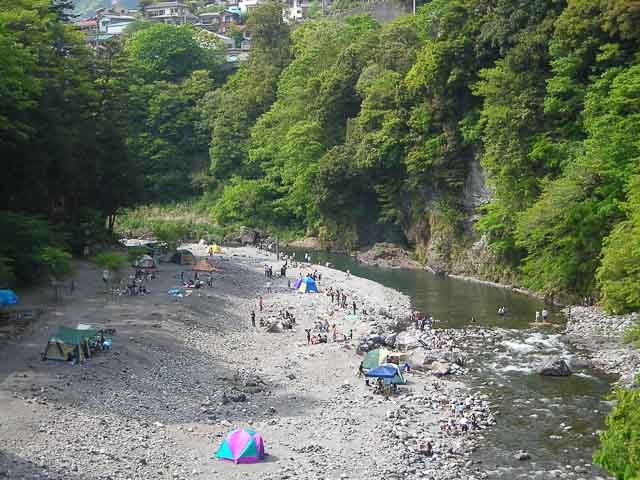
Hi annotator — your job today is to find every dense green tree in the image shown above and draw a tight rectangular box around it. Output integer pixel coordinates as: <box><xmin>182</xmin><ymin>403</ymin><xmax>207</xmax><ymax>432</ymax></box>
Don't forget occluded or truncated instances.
<box><xmin>594</xmin><ymin>388</ymin><xmax>640</xmax><ymax>479</ymax></box>
<box><xmin>125</xmin><ymin>24</ymin><xmax>212</xmax><ymax>82</ymax></box>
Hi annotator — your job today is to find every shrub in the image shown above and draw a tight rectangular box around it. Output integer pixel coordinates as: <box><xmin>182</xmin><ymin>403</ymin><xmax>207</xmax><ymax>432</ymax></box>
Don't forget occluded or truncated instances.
<box><xmin>0</xmin><ymin>257</ymin><xmax>15</xmax><ymax>287</ymax></box>
<box><xmin>92</xmin><ymin>251</ymin><xmax>128</xmax><ymax>273</ymax></box>
<box><xmin>623</xmin><ymin>322</ymin><xmax>640</xmax><ymax>348</ymax></box>
<box><xmin>594</xmin><ymin>388</ymin><xmax>640</xmax><ymax>479</ymax></box>
<box><xmin>39</xmin><ymin>247</ymin><xmax>73</xmax><ymax>280</ymax></box>
<box><xmin>0</xmin><ymin>213</ymin><xmax>59</xmax><ymax>285</ymax></box>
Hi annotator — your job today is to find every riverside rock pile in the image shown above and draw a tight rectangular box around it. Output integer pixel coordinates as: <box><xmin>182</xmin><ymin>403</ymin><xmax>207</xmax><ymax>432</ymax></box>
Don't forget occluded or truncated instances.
<box><xmin>564</xmin><ymin>306</ymin><xmax>640</xmax><ymax>385</ymax></box>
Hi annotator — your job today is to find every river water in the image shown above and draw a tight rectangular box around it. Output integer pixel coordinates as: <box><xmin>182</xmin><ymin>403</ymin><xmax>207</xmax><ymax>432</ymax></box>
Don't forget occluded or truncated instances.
<box><xmin>289</xmin><ymin>248</ymin><xmax>613</xmax><ymax>478</ymax></box>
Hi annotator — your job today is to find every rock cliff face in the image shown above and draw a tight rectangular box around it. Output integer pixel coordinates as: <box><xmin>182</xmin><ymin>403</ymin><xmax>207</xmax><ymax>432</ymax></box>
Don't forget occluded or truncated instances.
<box><xmin>355</xmin><ymin>156</ymin><xmax>516</xmax><ymax>284</ymax></box>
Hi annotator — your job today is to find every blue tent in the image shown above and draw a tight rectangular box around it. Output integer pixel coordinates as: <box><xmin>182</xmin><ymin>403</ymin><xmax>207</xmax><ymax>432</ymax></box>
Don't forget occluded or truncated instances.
<box><xmin>0</xmin><ymin>289</ymin><xmax>19</xmax><ymax>307</ymax></box>
<box><xmin>366</xmin><ymin>363</ymin><xmax>405</xmax><ymax>384</ymax></box>
<box><xmin>298</xmin><ymin>277</ymin><xmax>318</xmax><ymax>293</ymax></box>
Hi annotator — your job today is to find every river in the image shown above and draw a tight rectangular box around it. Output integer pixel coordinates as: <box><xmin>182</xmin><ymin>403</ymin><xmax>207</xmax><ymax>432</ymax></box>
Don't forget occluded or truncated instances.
<box><xmin>288</xmin><ymin>248</ymin><xmax>613</xmax><ymax>478</ymax></box>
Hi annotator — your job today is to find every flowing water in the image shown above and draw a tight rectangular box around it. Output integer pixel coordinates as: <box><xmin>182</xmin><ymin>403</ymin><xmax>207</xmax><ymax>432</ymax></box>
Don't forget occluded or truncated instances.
<box><xmin>288</xmin><ymin>248</ymin><xmax>614</xmax><ymax>478</ymax></box>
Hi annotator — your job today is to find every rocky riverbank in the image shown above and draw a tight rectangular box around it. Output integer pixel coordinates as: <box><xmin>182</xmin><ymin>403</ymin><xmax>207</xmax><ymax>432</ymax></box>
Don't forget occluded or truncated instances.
<box><xmin>564</xmin><ymin>306</ymin><xmax>640</xmax><ymax>386</ymax></box>
<box><xmin>0</xmin><ymin>246</ymin><xmax>496</xmax><ymax>480</ymax></box>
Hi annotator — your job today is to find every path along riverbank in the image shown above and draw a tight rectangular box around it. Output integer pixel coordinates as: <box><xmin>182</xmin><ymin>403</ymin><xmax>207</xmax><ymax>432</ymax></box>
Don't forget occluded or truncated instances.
<box><xmin>1</xmin><ymin>246</ymin><xmax>498</xmax><ymax>480</ymax></box>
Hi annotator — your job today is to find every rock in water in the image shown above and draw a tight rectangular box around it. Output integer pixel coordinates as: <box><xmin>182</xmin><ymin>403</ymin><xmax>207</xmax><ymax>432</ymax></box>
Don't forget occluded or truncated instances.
<box><xmin>538</xmin><ymin>358</ymin><xmax>572</xmax><ymax>376</ymax></box>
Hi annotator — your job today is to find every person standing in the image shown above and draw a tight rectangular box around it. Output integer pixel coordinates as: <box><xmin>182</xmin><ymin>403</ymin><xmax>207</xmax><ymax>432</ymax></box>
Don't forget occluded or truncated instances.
<box><xmin>535</xmin><ymin>311</ymin><xmax>541</xmax><ymax>323</ymax></box>
<box><xmin>251</xmin><ymin>310</ymin><xmax>256</xmax><ymax>327</ymax></box>
<box><xmin>542</xmin><ymin>308</ymin><xmax>549</xmax><ymax>322</ymax></box>
<box><xmin>258</xmin><ymin>296</ymin><xmax>263</xmax><ymax>312</ymax></box>
<box><xmin>305</xmin><ymin>328</ymin><xmax>311</xmax><ymax>345</ymax></box>
<box><xmin>352</xmin><ymin>300</ymin><xmax>357</xmax><ymax>316</ymax></box>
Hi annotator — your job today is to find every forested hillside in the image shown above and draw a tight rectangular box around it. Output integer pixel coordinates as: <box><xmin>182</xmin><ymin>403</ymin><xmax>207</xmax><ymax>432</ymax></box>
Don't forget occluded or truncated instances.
<box><xmin>205</xmin><ymin>0</ymin><xmax>640</xmax><ymax>313</ymax></box>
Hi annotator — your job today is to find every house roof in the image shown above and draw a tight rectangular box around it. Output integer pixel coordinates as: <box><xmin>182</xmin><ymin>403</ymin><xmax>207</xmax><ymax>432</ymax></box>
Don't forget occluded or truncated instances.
<box><xmin>76</xmin><ymin>19</ymin><xmax>97</xmax><ymax>26</ymax></box>
<box><xmin>146</xmin><ymin>1</ymin><xmax>188</xmax><ymax>8</ymax></box>
<box><xmin>199</xmin><ymin>9</ymin><xmax>240</xmax><ymax>16</ymax></box>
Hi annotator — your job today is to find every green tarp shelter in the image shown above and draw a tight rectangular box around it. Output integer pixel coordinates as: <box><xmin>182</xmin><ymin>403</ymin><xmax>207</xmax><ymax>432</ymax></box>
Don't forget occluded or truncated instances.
<box><xmin>43</xmin><ymin>326</ymin><xmax>98</xmax><ymax>362</ymax></box>
<box><xmin>362</xmin><ymin>347</ymin><xmax>390</xmax><ymax>370</ymax></box>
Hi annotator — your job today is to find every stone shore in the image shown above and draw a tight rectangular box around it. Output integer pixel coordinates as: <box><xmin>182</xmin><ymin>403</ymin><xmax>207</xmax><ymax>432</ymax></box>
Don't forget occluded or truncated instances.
<box><xmin>564</xmin><ymin>306</ymin><xmax>640</xmax><ymax>386</ymax></box>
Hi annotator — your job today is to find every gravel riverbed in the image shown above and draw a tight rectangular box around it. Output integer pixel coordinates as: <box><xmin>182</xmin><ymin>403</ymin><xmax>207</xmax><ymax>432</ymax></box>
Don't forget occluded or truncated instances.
<box><xmin>0</xmin><ymin>246</ymin><xmax>495</xmax><ymax>480</ymax></box>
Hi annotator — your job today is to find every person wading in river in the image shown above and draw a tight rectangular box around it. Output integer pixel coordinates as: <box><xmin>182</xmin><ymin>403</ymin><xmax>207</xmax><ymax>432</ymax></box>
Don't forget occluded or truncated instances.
<box><xmin>250</xmin><ymin>310</ymin><xmax>256</xmax><ymax>328</ymax></box>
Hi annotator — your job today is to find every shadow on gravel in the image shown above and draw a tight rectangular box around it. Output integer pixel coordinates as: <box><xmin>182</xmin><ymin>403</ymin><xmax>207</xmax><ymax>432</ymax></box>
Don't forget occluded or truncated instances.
<box><xmin>0</xmin><ymin>450</ymin><xmax>101</xmax><ymax>480</ymax></box>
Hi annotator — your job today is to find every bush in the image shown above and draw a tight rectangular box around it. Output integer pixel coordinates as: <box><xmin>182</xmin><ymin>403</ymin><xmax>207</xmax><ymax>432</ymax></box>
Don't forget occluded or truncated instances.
<box><xmin>594</xmin><ymin>388</ymin><xmax>640</xmax><ymax>479</ymax></box>
<box><xmin>126</xmin><ymin>246</ymin><xmax>148</xmax><ymax>265</ymax></box>
<box><xmin>0</xmin><ymin>257</ymin><xmax>15</xmax><ymax>287</ymax></box>
<box><xmin>39</xmin><ymin>247</ymin><xmax>73</xmax><ymax>280</ymax></box>
<box><xmin>623</xmin><ymin>322</ymin><xmax>640</xmax><ymax>348</ymax></box>
<box><xmin>151</xmin><ymin>221</ymin><xmax>191</xmax><ymax>253</ymax></box>
<box><xmin>0</xmin><ymin>213</ymin><xmax>60</xmax><ymax>285</ymax></box>
<box><xmin>92</xmin><ymin>251</ymin><xmax>128</xmax><ymax>273</ymax></box>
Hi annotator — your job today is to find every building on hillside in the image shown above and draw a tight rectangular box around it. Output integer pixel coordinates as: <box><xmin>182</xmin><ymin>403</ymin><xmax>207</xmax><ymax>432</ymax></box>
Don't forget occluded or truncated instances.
<box><xmin>212</xmin><ymin>32</ymin><xmax>236</xmax><ymax>48</ymax></box>
<box><xmin>76</xmin><ymin>18</ymin><xmax>98</xmax><ymax>35</ymax></box>
<box><xmin>75</xmin><ymin>7</ymin><xmax>136</xmax><ymax>47</ymax></box>
<box><xmin>144</xmin><ymin>1</ymin><xmax>196</xmax><ymax>24</ymax></box>
<box><xmin>238</xmin><ymin>0</ymin><xmax>262</xmax><ymax>14</ymax></box>
<box><xmin>96</xmin><ymin>11</ymin><xmax>137</xmax><ymax>35</ymax></box>
<box><xmin>286</xmin><ymin>0</ymin><xmax>309</xmax><ymax>21</ymax></box>
<box><xmin>196</xmin><ymin>10</ymin><xmax>241</xmax><ymax>34</ymax></box>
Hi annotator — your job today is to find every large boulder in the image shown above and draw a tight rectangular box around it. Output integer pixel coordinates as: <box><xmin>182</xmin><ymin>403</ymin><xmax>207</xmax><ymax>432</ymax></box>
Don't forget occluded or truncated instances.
<box><xmin>538</xmin><ymin>358</ymin><xmax>572</xmax><ymax>376</ymax></box>
<box><xmin>223</xmin><ymin>226</ymin><xmax>261</xmax><ymax>246</ymax></box>
<box><xmin>384</xmin><ymin>333</ymin><xmax>397</xmax><ymax>347</ymax></box>
<box><xmin>431</xmin><ymin>361</ymin><xmax>452</xmax><ymax>377</ymax></box>
<box><xmin>443</xmin><ymin>351</ymin><xmax>467</xmax><ymax>367</ymax></box>
<box><xmin>565</xmin><ymin>355</ymin><xmax>592</xmax><ymax>370</ymax></box>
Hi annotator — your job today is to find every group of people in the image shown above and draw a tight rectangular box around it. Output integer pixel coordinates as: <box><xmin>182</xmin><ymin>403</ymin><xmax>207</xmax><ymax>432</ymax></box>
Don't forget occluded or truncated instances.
<box><xmin>180</xmin><ymin>271</ymin><xmax>214</xmax><ymax>289</ymax></box>
<box><xmin>264</xmin><ymin>265</ymin><xmax>275</xmax><ymax>278</ymax></box>
<box><xmin>535</xmin><ymin>308</ymin><xmax>550</xmax><ymax>323</ymax></box>
<box><xmin>306</xmin><ymin>319</ymin><xmax>353</xmax><ymax>344</ymax></box>
<box><xmin>440</xmin><ymin>396</ymin><xmax>484</xmax><ymax>435</ymax></box>
<box><xmin>412</xmin><ymin>311</ymin><xmax>433</xmax><ymax>331</ymax></box>
<box><xmin>326</xmin><ymin>287</ymin><xmax>357</xmax><ymax>314</ymax></box>
<box><xmin>125</xmin><ymin>270</ymin><xmax>153</xmax><ymax>296</ymax></box>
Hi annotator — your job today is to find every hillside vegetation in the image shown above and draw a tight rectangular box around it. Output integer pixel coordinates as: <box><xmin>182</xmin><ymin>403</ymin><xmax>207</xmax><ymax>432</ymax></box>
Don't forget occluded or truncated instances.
<box><xmin>199</xmin><ymin>0</ymin><xmax>640</xmax><ymax>314</ymax></box>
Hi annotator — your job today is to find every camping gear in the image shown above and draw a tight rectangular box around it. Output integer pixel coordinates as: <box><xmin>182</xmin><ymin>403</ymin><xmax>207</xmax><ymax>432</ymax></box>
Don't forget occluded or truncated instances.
<box><xmin>42</xmin><ymin>326</ymin><xmax>98</xmax><ymax>362</ymax></box>
<box><xmin>362</xmin><ymin>347</ymin><xmax>390</xmax><ymax>370</ymax></box>
<box><xmin>168</xmin><ymin>287</ymin><xmax>185</xmax><ymax>297</ymax></box>
<box><xmin>366</xmin><ymin>363</ymin><xmax>405</xmax><ymax>385</ymax></box>
<box><xmin>170</xmin><ymin>250</ymin><xmax>195</xmax><ymax>265</ymax></box>
<box><xmin>0</xmin><ymin>289</ymin><xmax>19</xmax><ymax>307</ymax></box>
<box><xmin>207</xmin><ymin>244</ymin><xmax>222</xmax><ymax>255</ymax></box>
<box><xmin>135</xmin><ymin>255</ymin><xmax>156</xmax><ymax>270</ymax></box>
<box><xmin>387</xmin><ymin>351</ymin><xmax>410</xmax><ymax>365</ymax></box>
<box><xmin>297</xmin><ymin>277</ymin><xmax>318</xmax><ymax>293</ymax></box>
<box><xmin>293</xmin><ymin>277</ymin><xmax>303</xmax><ymax>289</ymax></box>
<box><xmin>192</xmin><ymin>259</ymin><xmax>218</xmax><ymax>272</ymax></box>
<box><xmin>215</xmin><ymin>429</ymin><xmax>265</xmax><ymax>464</ymax></box>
